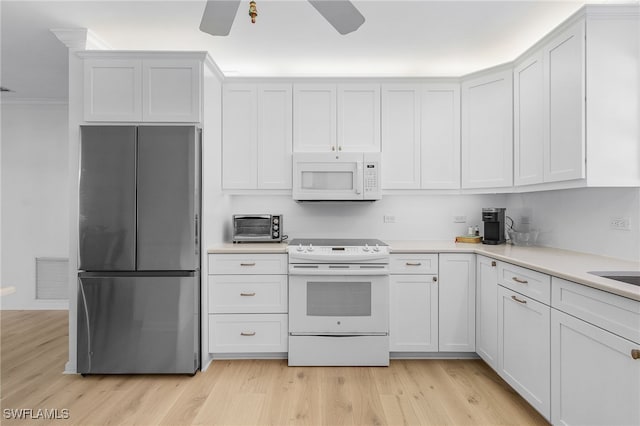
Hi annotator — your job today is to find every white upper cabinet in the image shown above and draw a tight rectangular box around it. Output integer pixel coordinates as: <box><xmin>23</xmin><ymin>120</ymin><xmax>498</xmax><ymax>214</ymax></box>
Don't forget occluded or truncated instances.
<box><xmin>381</xmin><ymin>85</ymin><xmax>421</xmax><ymax>189</ymax></box>
<box><xmin>337</xmin><ymin>84</ymin><xmax>381</xmax><ymax>152</ymax></box>
<box><xmin>421</xmin><ymin>84</ymin><xmax>461</xmax><ymax>189</ymax></box>
<box><xmin>461</xmin><ymin>69</ymin><xmax>513</xmax><ymax>189</ymax></box>
<box><xmin>293</xmin><ymin>84</ymin><xmax>336</xmax><ymax>152</ymax></box>
<box><xmin>514</xmin><ymin>51</ymin><xmax>544</xmax><ymax>186</ymax></box>
<box><xmin>382</xmin><ymin>83</ymin><xmax>460</xmax><ymax>190</ymax></box>
<box><xmin>83</xmin><ymin>53</ymin><xmax>203</xmax><ymax>123</ymax></box>
<box><xmin>84</xmin><ymin>59</ymin><xmax>142</xmax><ymax>122</ymax></box>
<box><xmin>223</xmin><ymin>83</ymin><xmax>292</xmax><ymax>190</ymax></box>
<box><xmin>543</xmin><ymin>20</ymin><xmax>585</xmax><ymax>183</ymax></box>
<box><xmin>142</xmin><ymin>59</ymin><xmax>201</xmax><ymax>122</ymax></box>
<box><xmin>223</xmin><ymin>84</ymin><xmax>258</xmax><ymax>189</ymax></box>
<box><xmin>294</xmin><ymin>84</ymin><xmax>380</xmax><ymax>152</ymax></box>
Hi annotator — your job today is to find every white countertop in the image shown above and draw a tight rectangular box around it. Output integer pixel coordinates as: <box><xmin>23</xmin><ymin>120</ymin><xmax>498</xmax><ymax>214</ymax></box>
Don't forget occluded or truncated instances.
<box><xmin>207</xmin><ymin>240</ymin><xmax>640</xmax><ymax>301</ymax></box>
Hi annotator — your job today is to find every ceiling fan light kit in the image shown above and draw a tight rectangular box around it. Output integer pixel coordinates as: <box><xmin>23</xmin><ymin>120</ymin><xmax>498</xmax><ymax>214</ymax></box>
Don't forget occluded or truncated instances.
<box><xmin>200</xmin><ymin>0</ymin><xmax>365</xmax><ymax>36</ymax></box>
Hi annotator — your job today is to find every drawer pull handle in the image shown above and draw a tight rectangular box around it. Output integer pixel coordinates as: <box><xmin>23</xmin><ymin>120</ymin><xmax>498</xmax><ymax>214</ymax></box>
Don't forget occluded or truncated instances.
<box><xmin>406</xmin><ymin>262</ymin><xmax>422</xmax><ymax>266</ymax></box>
<box><xmin>491</xmin><ymin>261</ymin><xmax>497</xmax><ymax>267</ymax></box>
<box><xmin>632</xmin><ymin>349</ymin><xmax>640</xmax><ymax>360</ymax></box>
<box><xmin>240</xmin><ymin>262</ymin><xmax>256</xmax><ymax>267</ymax></box>
<box><xmin>240</xmin><ymin>331</ymin><xmax>256</xmax><ymax>336</ymax></box>
<box><xmin>512</xmin><ymin>277</ymin><xmax>528</xmax><ymax>284</ymax></box>
<box><xmin>240</xmin><ymin>292</ymin><xmax>256</xmax><ymax>297</ymax></box>
<box><xmin>511</xmin><ymin>295</ymin><xmax>527</xmax><ymax>304</ymax></box>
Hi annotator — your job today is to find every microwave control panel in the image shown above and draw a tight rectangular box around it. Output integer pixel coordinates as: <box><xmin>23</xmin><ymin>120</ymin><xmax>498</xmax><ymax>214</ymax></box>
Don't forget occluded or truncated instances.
<box><xmin>363</xmin><ymin>158</ymin><xmax>381</xmax><ymax>200</ymax></box>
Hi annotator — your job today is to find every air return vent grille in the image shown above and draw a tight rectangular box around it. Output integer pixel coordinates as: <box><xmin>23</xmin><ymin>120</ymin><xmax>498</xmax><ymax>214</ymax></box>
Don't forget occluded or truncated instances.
<box><xmin>36</xmin><ymin>257</ymin><xmax>68</xmax><ymax>300</ymax></box>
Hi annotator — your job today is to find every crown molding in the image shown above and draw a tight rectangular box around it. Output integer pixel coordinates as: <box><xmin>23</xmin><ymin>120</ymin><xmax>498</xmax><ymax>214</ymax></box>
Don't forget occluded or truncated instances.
<box><xmin>50</xmin><ymin>28</ymin><xmax>112</xmax><ymax>50</ymax></box>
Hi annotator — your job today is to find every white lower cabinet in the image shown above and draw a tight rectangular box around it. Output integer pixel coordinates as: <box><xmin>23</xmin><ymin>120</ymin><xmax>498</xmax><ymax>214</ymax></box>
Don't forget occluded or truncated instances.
<box><xmin>498</xmin><ymin>285</ymin><xmax>551</xmax><ymax>421</ymax></box>
<box><xmin>389</xmin><ymin>274</ymin><xmax>438</xmax><ymax>352</ymax></box>
<box><xmin>439</xmin><ymin>253</ymin><xmax>476</xmax><ymax>352</ymax></box>
<box><xmin>551</xmin><ymin>308</ymin><xmax>640</xmax><ymax>426</ymax></box>
<box><xmin>207</xmin><ymin>253</ymin><xmax>288</xmax><ymax>355</ymax></box>
<box><xmin>389</xmin><ymin>254</ymin><xmax>439</xmax><ymax>353</ymax></box>
<box><xmin>476</xmin><ymin>255</ymin><xmax>499</xmax><ymax>369</ymax></box>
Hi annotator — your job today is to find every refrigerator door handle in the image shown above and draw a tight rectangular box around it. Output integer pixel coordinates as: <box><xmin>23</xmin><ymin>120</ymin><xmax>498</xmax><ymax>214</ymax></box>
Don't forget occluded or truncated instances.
<box><xmin>78</xmin><ymin>280</ymin><xmax>92</xmax><ymax>373</ymax></box>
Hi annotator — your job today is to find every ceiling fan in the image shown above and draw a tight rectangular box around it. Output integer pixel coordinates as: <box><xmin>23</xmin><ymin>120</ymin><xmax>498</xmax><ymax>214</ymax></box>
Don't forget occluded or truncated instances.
<box><xmin>199</xmin><ymin>0</ymin><xmax>365</xmax><ymax>36</ymax></box>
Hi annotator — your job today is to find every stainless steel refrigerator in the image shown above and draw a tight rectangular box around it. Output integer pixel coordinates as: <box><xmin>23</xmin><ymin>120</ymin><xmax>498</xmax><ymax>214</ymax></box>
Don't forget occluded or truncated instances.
<box><xmin>77</xmin><ymin>125</ymin><xmax>200</xmax><ymax>374</ymax></box>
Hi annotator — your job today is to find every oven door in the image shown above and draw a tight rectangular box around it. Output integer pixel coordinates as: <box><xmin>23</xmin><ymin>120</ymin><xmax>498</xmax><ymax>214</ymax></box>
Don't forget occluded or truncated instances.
<box><xmin>292</xmin><ymin>153</ymin><xmax>363</xmax><ymax>201</ymax></box>
<box><xmin>289</xmin><ymin>265</ymin><xmax>389</xmax><ymax>334</ymax></box>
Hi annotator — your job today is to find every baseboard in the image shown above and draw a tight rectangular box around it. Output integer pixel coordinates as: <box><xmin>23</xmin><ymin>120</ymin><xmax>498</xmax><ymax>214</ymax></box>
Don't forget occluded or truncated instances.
<box><xmin>390</xmin><ymin>352</ymin><xmax>480</xmax><ymax>359</ymax></box>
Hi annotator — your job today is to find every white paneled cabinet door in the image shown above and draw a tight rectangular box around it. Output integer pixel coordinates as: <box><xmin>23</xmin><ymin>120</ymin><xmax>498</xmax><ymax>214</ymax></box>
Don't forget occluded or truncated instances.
<box><xmin>551</xmin><ymin>309</ymin><xmax>640</xmax><ymax>426</ymax></box>
<box><xmin>381</xmin><ymin>85</ymin><xmax>421</xmax><ymax>189</ymax></box>
<box><xmin>544</xmin><ymin>20</ymin><xmax>585</xmax><ymax>183</ymax></box>
<box><xmin>461</xmin><ymin>69</ymin><xmax>513</xmax><ymax>189</ymax></box>
<box><xmin>514</xmin><ymin>51</ymin><xmax>544</xmax><ymax>186</ymax></box>
<box><xmin>293</xmin><ymin>84</ymin><xmax>336</xmax><ymax>152</ymax></box>
<box><xmin>421</xmin><ymin>84</ymin><xmax>461</xmax><ymax>189</ymax></box>
<box><xmin>222</xmin><ymin>84</ymin><xmax>257</xmax><ymax>189</ymax></box>
<box><xmin>257</xmin><ymin>84</ymin><xmax>292</xmax><ymax>189</ymax></box>
<box><xmin>84</xmin><ymin>59</ymin><xmax>142</xmax><ymax>122</ymax></box>
<box><xmin>389</xmin><ymin>275</ymin><xmax>438</xmax><ymax>352</ymax></box>
<box><xmin>142</xmin><ymin>59</ymin><xmax>201</xmax><ymax>122</ymax></box>
<box><xmin>439</xmin><ymin>253</ymin><xmax>476</xmax><ymax>352</ymax></box>
<box><xmin>476</xmin><ymin>255</ymin><xmax>499</xmax><ymax>370</ymax></box>
<box><xmin>337</xmin><ymin>84</ymin><xmax>380</xmax><ymax>152</ymax></box>
<box><xmin>498</xmin><ymin>286</ymin><xmax>551</xmax><ymax>421</ymax></box>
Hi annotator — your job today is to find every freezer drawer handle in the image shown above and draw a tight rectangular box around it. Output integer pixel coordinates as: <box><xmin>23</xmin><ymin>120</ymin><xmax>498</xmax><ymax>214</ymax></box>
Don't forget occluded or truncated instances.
<box><xmin>632</xmin><ymin>349</ymin><xmax>640</xmax><ymax>360</ymax></box>
<box><xmin>240</xmin><ymin>292</ymin><xmax>256</xmax><ymax>297</ymax></box>
<box><xmin>405</xmin><ymin>262</ymin><xmax>422</xmax><ymax>266</ymax></box>
<box><xmin>240</xmin><ymin>331</ymin><xmax>256</xmax><ymax>336</ymax></box>
<box><xmin>512</xmin><ymin>276</ymin><xmax>528</xmax><ymax>284</ymax></box>
<box><xmin>240</xmin><ymin>262</ymin><xmax>256</xmax><ymax>267</ymax></box>
<box><xmin>511</xmin><ymin>295</ymin><xmax>527</xmax><ymax>304</ymax></box>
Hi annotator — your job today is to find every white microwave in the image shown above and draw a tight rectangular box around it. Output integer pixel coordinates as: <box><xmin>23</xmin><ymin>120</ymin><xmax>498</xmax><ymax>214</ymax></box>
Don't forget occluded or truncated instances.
<box><xmin>292</xmin><ymin>152</ymin><xmax>382</xmax><ymax>201</ymax></box>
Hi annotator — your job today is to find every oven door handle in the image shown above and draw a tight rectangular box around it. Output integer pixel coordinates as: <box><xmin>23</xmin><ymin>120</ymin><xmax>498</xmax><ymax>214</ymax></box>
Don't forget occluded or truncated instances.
<box><xmin>289</xmin><ymin>267</ymin><xmax>389</xmax><ymax>276</ymax></box>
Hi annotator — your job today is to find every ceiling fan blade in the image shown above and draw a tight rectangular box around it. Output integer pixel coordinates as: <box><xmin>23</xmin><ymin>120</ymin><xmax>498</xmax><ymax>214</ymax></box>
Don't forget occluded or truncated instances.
<box><xmin>307</xmin><ymin>0</ymin><xmax>365</xmax><ymax>35</ymax></box>
<box><xmin>199</xmin><ymin>0</ymin><xmax>241</xmax><ymax>36</ymax></box>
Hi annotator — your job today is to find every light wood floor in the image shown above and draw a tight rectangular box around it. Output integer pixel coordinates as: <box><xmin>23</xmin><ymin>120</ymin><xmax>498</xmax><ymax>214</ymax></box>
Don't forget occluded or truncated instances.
<box><xmin>1</xmin><ymin>310</ymin><xmax>548</xmax><ymax>425</ymax></box>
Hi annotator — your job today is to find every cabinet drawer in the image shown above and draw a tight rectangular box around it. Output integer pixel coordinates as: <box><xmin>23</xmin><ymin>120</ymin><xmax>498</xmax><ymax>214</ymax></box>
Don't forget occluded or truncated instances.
<box><xmin>390</xmin><ymin>254</ymin><xmax>438</xmax><ymax>274</ymax></box>
<box><xmin>552</xmin><ymin>277</ymin><xmax>640</xmax><ymax>344</ymax></box>
<box><xmin>208</xmin><ymin>314</ymin><xmax>288</xmax><ymax>353</ymax></box>
<box><xmin>498</xmin><ymin>262</ymin><xmax>550</xmax><ymax>304</ymax></box>
<box><xmin>208</xmin><ymin>254</ymin><xmax>287</xmax><ymax>275</ymax></box>
<box><xmin>208</xmin><ymin>275</ymin><xmax>288</xmax><ymax>314</ymax></box>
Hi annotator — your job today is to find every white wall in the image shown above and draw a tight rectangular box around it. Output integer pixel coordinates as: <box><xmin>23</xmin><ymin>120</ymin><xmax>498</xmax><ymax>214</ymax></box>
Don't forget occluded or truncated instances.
<box><xmin>227</xmin><ymin>193</ymin><xmax>509</xmax><ymax>242</ymax></box>
<box><xmin>506</xmin><ymin>187</ymin><xmax>640</xmax><ymax>261</ymax></box>
<box><xmin>1</xmin><ymin>102</ymin><xmax>70</xmax><ymax>309</ymax></box>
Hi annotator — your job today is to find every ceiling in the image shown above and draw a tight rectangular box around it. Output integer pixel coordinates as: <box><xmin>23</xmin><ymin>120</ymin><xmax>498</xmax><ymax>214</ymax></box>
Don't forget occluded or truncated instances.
<box><xmin>0</xmin><ymin>0</ymin><xmax>596</xmax><ymax>101</ymax></box>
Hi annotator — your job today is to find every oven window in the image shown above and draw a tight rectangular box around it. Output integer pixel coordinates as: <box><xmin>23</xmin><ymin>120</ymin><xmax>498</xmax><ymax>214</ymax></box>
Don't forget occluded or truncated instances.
<box><xmin>307</xmin><ymin>281</ymin><xmax>371</xmax><ymax>316</ymax></box>
<box><xmin>301</xmin><ymin>171</ymin><xmax>354</xmax><ymax>190</ymax></box>
<box><xmin>235</xmin><ymin>217</ymin><xmax>270</xmax><ymax>236</ymax></box>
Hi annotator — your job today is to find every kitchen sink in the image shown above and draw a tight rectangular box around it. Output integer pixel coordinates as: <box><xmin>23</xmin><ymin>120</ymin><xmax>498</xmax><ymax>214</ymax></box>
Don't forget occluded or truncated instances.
<box><xmin>588</xmin><ymin>271</ymin><xmax>640</xmax><ymax>287</ymax></box>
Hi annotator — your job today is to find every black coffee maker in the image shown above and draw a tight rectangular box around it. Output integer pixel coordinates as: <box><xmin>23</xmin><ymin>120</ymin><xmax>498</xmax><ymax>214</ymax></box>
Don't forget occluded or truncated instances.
<box><xmin>482</xmin><ymin>208</ymin><xmax>506</xmax><ymax>245</ymax></box>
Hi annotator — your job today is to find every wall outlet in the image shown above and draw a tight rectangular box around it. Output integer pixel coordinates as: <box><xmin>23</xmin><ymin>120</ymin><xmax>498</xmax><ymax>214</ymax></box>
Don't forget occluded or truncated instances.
<box><xmin>383</xmin><ymin>215</ymin><xmax>396</xmax><ymax>223</ymax></box>
<box><xmin>453</xmin><ymin>215</ymin><xmax>467</xmax><ymax>223</ymax></box>
<box><xmin>610</xmin><ymin>217</ymin><xmax>630</xmax><ymax>230</ymax></box>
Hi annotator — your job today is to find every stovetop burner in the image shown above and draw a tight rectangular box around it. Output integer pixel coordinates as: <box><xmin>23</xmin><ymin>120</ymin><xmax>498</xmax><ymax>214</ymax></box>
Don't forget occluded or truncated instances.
<box><xmin>288</xmin><ymin>238</ymin><xmax>388</xmax><ymax>247</ymax></box>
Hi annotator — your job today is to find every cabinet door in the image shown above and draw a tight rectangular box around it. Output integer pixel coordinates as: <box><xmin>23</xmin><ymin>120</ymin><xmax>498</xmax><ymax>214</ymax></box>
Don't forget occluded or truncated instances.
<box><xmin>461</xmin><ymin>69</ymin><xmax>513</xmax><ymax>189</ymax></box>
<box><xmin>84</xmin><ymin>59</ymin><xmax>142</xmax><ymax>122</ymax></box>
<box><xmin>381</xmin><ymin>85</ymin><xmax>421</xmax><ymax>189</ymax></box>
<box><xmin>498</xmin><ymin>286</ymin><xmax>551</xmax><ymax>421</ymax></box>
<box><xmin>337</xmin><ymin>84</ymin><xmax>380</xmax><ymax>152</ymax></box>
<box><xmin>222</xmin><ymin>84</ymin><xmax>257</xmax><ymax>189</ymax></box>
<box><xmin>514</xmin><ymin>51</ymin><xmax>544</xmax><ymax>186</ymax></box>
<box><xmin>142</xmin><ymin>59</ymin><xmax>201</xmax><ymax>122</ymax></box>
<box><xmin>551</xmin><ymin>309</ymin><xmax>640</xmax><ymax>426</ymax></box>
<box><xmin>476</xmin><ymin>255</ymin><xmax>499</xmax><ymax>370</ymax></box>
<box><xmin>421</xmin><ymin>84</ymin><xmax>461</xmax><ymax>189</ymax></box>
<box><xmin>293</xmin><ymin>84</ymin><xmax>336</xmax><ymax>152</ymax></box>
<box><xmin>257</xmin><ymin>84</ymin><xmax>292</xmax><ymax>189</ymax></box>
<box><xmin>389</xmin><ymin>274</ymin><xmax>438</xmax><ymax>352</ymax></box>
<box><xmin>439</xmin><ymin>253</ymin><xmax>476</xmax><ymax>352</ymax></box>
<box><xmin>544</xmin><ymin>20</ymin><xmax>585</xmax><ymax>183</ymax></box>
